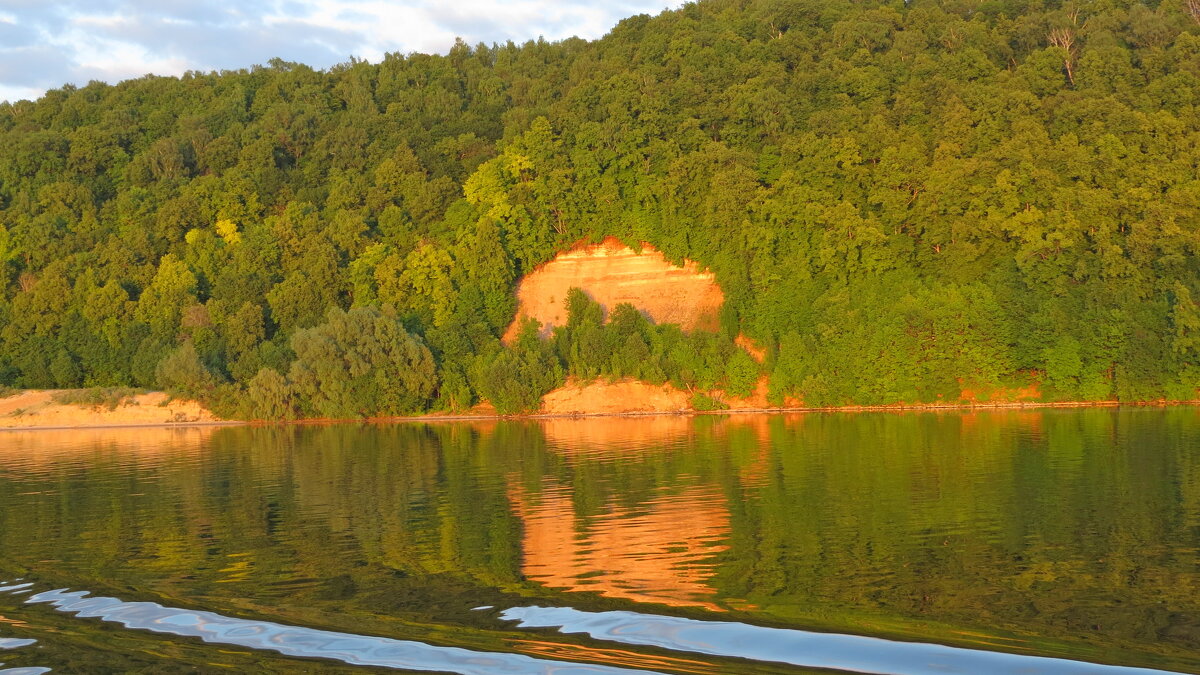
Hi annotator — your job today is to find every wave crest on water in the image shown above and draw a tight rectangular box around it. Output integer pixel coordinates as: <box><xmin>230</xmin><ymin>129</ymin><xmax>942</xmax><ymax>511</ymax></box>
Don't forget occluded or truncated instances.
<box><xmin>0</xmin><ymin>630</ymin><xmax>47</xmax><ymax>675</ymax></box>
<box><xmin>500</xmin><ymin>605</ymin><xmax>1186</xmax><ymax>675</ymax></box>
<box><xmin>19</xmin><ymin>586</ymin><xmax>657</xmax><ymax>675</ymax></box>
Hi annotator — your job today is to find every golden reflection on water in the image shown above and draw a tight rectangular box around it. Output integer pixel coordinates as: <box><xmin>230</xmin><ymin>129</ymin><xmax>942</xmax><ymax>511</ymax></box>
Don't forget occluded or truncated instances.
<box><xmin>2</xmin><ymin>410</ymin><xmax>1200</xmax><ymax>672</ymax></box>
<box><xmin>509</xmin><ymin>481</ymin><xmax>731</xmax><ymax>610</ymax></box>
<box><xmin>0</xmin><ymin>427</ymin><xmax>215</xmax><ymax>469</ymax></box>
<box><xmin>540</xmin><ymin>415</ymin><xmax>695</xmax><ymax>453</ymax></box>
<box><xmin>511</xmin><ymin>638</ymin><xmax>721</xmax><ymax>675</ymax></box>
<box><xmin>508</xmin><ymin>414</ymin><xmax>778</xmax><ymax>611</ymax></box>
<box><xmin>0</xmin><ymin>415</ymin><xmax>787</xmax><ymax>612</ymax></box>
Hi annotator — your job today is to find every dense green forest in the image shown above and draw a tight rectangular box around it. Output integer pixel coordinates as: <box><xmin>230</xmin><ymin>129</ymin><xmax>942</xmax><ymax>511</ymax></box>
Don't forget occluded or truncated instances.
<box><xmin>1</xmin><ymin>0</ymin><xmax>1199</xmax><ymax>417</ymax></box>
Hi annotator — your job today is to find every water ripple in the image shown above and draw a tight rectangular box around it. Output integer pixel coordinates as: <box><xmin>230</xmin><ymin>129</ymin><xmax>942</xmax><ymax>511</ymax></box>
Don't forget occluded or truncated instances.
<box><xmin>0</xmin><ymin>635</ymin><xmax>45</xmax><ymax>675</ymax></box>
<box><xmin>500</xmin><ymin>606</ymin><xmax>1185</xmax><ymax>675</ymax></box>
<box><xmin>25</xmin><ymin>588</ymin><xmax>659</xmax><ymax>674</ymax></box>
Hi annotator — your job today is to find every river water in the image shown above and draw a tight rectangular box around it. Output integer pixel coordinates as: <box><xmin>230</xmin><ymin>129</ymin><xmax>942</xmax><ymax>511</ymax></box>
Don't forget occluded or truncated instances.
<box><xmin>0</xmin><ymin>408</ymin><xmax>1197</xmax><ymax>674</ymax></box>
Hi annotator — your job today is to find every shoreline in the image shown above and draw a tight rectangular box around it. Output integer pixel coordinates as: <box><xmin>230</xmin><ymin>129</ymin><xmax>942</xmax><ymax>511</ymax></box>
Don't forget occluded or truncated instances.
<box><xmin>0</xmin><ymin>420</ymin><xmax>247</xmax><ymax>432</ymax></box>
<box><xmin>391</xmin><ymin>398</ymin><xmax>1200</xmax><ymax>423</ymax></box>
<box><xmin>2</xmin><ymin>397</ymin><xmax>1197</xmax><ymax>433</ymax></box>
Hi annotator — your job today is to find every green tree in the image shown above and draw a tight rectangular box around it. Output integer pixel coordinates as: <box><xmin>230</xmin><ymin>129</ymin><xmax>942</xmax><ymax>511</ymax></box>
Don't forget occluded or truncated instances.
<box><xmin>156</xmin><ymin>342</ymin><xmax>221</xmax><ymax>400</ymax></box>
<box><xmin>725</xmin><ymin>348</ymin><xmax>760</xmax><ymax>399</ymax></box>
<box><xmin>287</xmin><ymin>307</ymin><xmax>438</xmax><ymax>418</ymax></box>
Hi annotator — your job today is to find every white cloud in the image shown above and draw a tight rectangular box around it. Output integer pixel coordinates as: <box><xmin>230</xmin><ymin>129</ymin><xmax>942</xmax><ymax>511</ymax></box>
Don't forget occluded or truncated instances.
<box><xmin>0</xmin><ymin>0</ymin><xmax>685</xmax><ymax>103</ymax></box>
<box><xmin>0</xmin><ymin>84</ymin><xmax>41</xmax><ymax>103</ymax></box>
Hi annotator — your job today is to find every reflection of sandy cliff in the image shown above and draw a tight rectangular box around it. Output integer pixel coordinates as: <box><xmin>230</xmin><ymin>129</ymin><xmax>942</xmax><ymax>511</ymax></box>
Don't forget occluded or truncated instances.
<box><xmin>509</xmin><ymin>481</ymin><xmax>730</xmax><ymax>610</ymax></box>
<box><xmin>0</xmin><ymin>427</ymin><xmax>213</xmax><ymax>470</ymax></box>
<box><xmin>540</xmin><ymin>415</ymin><xmax>694</xmax><ymax>453</ymax></box>
<box><xmin>540</xmin><ymin>413</ymin><xmax>805</xmax><ymax>453</ymax></box>
<box><xmin>539</xmin><ymin>414</ymin><xmax>802</xmax><ymax>490</ymax></box>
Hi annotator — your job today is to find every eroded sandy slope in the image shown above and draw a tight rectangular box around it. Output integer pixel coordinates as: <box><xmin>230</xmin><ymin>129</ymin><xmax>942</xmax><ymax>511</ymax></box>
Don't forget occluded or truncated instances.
<box><xmin>503</xmin><ymin>237</ymin><xmax>724</xmax><ymax>342</ymax></box>
<box><xmin>0</xmin><ymin>390</ymin><xmax>219</xmax><ymax>429</ymax></box>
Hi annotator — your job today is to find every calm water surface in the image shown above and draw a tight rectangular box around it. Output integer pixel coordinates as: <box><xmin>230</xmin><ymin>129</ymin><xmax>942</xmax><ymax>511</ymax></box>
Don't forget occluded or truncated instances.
<box><xmin>0</xmin><ymin>408</ymin><xmax>1198</xmax><ymax>673</ymax></box>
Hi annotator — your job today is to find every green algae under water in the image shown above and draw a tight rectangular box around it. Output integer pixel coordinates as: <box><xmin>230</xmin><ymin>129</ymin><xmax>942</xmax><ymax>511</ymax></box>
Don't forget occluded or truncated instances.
<box><xmin>0</xmin><ymin>407</ymin><xmax>1198</xmax><ymax>674</ymax></box>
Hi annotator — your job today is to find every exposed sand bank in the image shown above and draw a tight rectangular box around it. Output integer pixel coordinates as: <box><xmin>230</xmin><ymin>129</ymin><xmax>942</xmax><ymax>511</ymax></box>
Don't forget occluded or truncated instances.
<box><xmin>2</xmin><ymin>384</ymin><xmax>1194</xmax><ymax>433</ymax></box>
<box><xmin>538</xmin><ymin>376</ymin><xmax>798</xmax><ymax>415</ymax></box>
<box><xmin>0</xmin><ymin>390</ymin><xmax>222</xmax><ymax>430</ymax></box>
<box><xmin>540</xmin><ymin>379</ymin><xmax>691</xmax><ymax>414</ymax></box>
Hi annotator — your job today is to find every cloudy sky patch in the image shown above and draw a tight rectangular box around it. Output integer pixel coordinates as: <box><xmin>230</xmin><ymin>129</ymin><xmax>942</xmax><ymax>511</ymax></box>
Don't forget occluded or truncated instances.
<box><xmin>0</xmin><ymin>0</ymin><xmax>683</xmax><ymax>103</ymax></box>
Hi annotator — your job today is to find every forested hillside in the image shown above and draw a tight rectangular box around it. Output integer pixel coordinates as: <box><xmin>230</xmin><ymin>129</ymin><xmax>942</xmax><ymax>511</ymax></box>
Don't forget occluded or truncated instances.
<box><xmin>1</xmin><ymin>0</ymin><xmax>1199</xmax><ymax>417</ymax></box>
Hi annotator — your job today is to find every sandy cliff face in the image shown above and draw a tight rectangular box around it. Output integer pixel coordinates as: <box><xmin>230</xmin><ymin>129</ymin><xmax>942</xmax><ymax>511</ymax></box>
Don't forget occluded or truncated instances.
<box><xmin>500</xmin><ymin>238</ymin><xmax>794</xmax><ymax>414</ymax></box>
<box><xmin>540</xmin><ymin>379</ymin><xmax>691</xmax><ymax>415</ymax></box>
<box><xmin>539</xmin><ymin>376</ymin><xmax>800</xmax><ymax>415</ymax></box>
<box><xmin>502</xmin><ymin>237</ymin><xmax>724</xmax><ymax>342</ymax></box>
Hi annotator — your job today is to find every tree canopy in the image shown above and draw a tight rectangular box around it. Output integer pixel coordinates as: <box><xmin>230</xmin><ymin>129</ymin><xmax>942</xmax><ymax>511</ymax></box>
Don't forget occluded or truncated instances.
<box><xmin>1</xmin><ymin>0</ymin><xmax>1199</xmax><ymax>416</ymax></box>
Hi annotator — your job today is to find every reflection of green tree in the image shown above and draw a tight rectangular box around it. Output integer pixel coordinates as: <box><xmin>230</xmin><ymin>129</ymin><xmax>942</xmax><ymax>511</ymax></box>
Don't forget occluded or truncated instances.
<box><xmin>1</xmin><ymin>410</ymin><xmax>1198</xmax><ymax>671</ymax></box>
<box><xmin>712</xmin><ymin>409</ymin><xmax>1200</xmax><ymax>668</ymax></box>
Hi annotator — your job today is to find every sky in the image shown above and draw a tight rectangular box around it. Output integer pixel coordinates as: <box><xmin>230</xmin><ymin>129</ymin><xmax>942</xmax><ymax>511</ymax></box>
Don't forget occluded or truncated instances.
<box><xmin>0</xmin><ymin>0</ymin><xmax>686</xmax><ymax>104</ymax></box>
